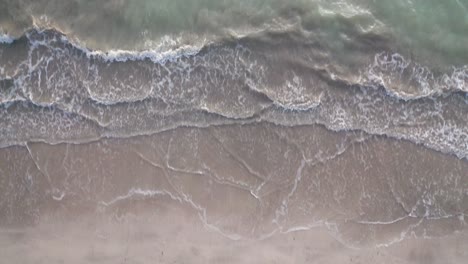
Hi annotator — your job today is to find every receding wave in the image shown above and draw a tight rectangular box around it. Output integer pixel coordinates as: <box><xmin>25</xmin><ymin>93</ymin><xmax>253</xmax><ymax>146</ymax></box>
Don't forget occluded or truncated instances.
<box><xmin>0</xmin><ymin>28</ymin><xmax>467</xmax><ymax>160</ymax></box>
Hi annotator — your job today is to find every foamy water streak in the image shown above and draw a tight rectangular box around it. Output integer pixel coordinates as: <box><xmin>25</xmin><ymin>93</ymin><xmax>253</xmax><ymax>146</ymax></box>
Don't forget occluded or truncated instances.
<box><xmin>0</xmin><ymin>33</ymin><xmax>15</xmax><ymax>44</ymax></box>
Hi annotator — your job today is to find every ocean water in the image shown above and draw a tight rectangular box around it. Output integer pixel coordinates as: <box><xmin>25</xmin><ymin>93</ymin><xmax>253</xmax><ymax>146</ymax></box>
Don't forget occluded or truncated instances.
<box><xmin>0</xmin><ymin>1</ymin><xmax>467</xmax><ymax>263</ymax></box>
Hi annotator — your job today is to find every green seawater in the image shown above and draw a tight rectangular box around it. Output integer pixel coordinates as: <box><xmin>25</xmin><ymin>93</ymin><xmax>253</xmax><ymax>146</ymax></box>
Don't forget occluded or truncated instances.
<box><xmin>363</xmin><ymin>0</ymin><xmax>468</xmax><ymax>66</ymax></box>
<box><xmin>1</xmin><ymin>0</ymin><xmax>467</xmax><ymax>67</ymax></box>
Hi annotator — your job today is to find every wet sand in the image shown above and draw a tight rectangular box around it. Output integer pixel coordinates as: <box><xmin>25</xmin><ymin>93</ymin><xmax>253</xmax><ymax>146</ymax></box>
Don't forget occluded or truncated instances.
<box><xmin>1</xmin><ymin>204</ymin><xmax>467</xmax><ymax>264</ymax></box>
<box><xmin>1</xmin><ymin>123</ymin><xmax>467</xmax><ymax>263</ymax></box>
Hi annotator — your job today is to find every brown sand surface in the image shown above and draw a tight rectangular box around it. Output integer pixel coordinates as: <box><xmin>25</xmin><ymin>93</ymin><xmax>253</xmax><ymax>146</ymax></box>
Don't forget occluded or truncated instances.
<box><xmin>1</xmin><ymin>124</ymin><xmax>467</xmax><ymax>263</ymax></box>
<box><xmin>1</xmin><ymin>204</ymin><xmax>467</xmax><ymax>264</ymax></box>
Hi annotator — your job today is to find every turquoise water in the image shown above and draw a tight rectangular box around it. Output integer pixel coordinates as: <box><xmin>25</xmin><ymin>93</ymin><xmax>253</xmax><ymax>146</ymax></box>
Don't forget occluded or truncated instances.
<box><xmin>364</xmin><ymin>0</ymin><xmax>468</xmax><ymax>66</ymax></box>
<box><xmin>1</xmin><ymin>0</ymin><xmax>466</xmax><ymax>69</ymax></box>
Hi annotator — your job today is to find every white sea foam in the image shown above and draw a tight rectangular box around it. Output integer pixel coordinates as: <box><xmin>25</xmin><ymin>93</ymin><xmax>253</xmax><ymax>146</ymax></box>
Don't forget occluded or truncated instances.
<box><xmin>23</xmin><ymin>28</ymin><xmax>204</xmax><ymax>64</ymax></box>
<box><xmin>365</xmin><ymin>52</ymin><xmax>468</xmax><ymax>100</ymax></box>
<box><xmin>0</xmin><ymin>33</ymin><xmax>15</xmax><ymax>44</ymax></box>
<box><xmin>85</xmin><ymin>45</ymin><xmax>202</xmax><ymax>64</ymax></box>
